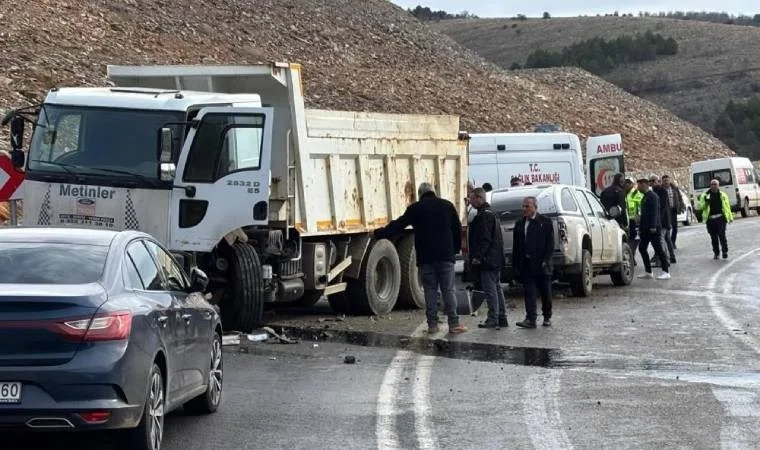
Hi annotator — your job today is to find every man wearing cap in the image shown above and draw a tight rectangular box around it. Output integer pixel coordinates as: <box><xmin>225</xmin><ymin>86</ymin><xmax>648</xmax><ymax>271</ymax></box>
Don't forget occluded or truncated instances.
<box><xmin>696</xmin><ymin>179</ymin><xmax>733</xmax><ymax>259</ymax></box>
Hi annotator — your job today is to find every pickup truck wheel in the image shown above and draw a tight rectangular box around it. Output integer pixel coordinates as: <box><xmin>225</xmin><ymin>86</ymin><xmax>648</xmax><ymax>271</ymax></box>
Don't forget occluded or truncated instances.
<box><xmin>220</xmin><ymin>242</ymin><xmax>264</xmax><ymax>332</ymax></box>
<box><xmin>570</xmin><ymin>249</ymin><xmax>593</xmax><ymax>297</ymax></box>
<box><xmin>610</xmin><ymin>244</ymin><xmax>634</xmax><ymax>286</ymax></box>
<box><xmin>347</xmin><ymin>239</ymin><xmax>401</xmax><ymax>316</ymax></box>
<box><xmin>396</xmin><ymin>235</ymin><xmax>425</xmax><ymax>309</ymax></box>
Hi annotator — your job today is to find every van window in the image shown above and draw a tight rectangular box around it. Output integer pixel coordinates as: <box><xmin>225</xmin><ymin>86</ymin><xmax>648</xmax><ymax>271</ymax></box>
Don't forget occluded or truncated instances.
<box><xmin>737</xmin><ymin>168</ymin><xmax>754</xmax><ymax>184</ymax></box>
<box><xmin>560</xmin><ymin>188</ymin><xmax>579</xmax><ymax>212</ymax></box>
<box><xmin>693</xmin><ymin>170</ymin><xmax>732</xmax><ymax>189</ymax></box>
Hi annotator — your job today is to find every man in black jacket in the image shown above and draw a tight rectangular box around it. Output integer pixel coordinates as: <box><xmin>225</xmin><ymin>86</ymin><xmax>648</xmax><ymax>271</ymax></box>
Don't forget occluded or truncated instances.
<box><xmin>661</xmin><ymin>175</ymin><xmax>685</xmax><ymax>249</ymax></box>
<box><xmin>467</xmin><ymin>187</ymin><xmax>507</xmax><ymax>329</ymax></box>
<box><xmin>649</xmin><ymin>176</ymin><xmax>676</xmax><ymax>264</ymax></box>
<box><xmin>512</xmin><ymin>196</ymin><xmax>554</xmax><ymax>328</ymax></box>
<box><xmin>600</xmin><ymin>172</ymin><xmax>628</xmax><ymax>229</ymax></box>
<box><xmin>374</xmin><ymin>182</ymin><xmax>467</xmax><ymax>334</ymax></box>
<box><xmin>637</xmin><ymin>178</ymin><xmax>671</xmax><ymax>279</ymax></box>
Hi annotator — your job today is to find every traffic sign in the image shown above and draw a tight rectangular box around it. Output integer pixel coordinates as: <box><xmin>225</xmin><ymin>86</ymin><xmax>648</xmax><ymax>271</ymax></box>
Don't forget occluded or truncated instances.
<box><xmin>0</xmin><ymin>152</ymin><xmax>24</xmax><ymax>201</ymax></box>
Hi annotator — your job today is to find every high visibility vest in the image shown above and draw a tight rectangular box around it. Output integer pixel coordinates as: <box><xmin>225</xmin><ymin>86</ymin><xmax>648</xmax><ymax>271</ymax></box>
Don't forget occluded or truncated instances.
<box><xmin>626</xmin><ymin>189</ymin><xmax>643</xmax><ymax>220</ymax></box>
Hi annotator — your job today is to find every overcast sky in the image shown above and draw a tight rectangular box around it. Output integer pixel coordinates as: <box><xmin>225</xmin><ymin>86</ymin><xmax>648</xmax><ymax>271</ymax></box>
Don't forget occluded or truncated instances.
<box><xmin>390</xmin><ymin>1</ymin><xmax>756</xmax><ymax>18</ymax></box>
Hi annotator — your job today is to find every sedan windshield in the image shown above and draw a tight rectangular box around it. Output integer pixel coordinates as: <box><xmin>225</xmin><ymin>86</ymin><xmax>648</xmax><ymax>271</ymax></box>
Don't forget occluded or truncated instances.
<box><xmin>28</xmin><ymin>105</ymin><xmax>185</xmax><ymax>181</ymax></box>
<box><xmin>0</xmin><ymin>243</ymin><xmax>109</xmax><ymax>284</ymax></box>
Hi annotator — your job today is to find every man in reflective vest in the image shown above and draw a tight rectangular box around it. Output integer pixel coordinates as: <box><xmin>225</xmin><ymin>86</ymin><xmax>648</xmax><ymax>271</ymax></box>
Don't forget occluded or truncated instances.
<box><xmin>696</xmin><ymin>179</ymin><xmax>734</xmax><ymax>259</ymax></box>
<box><xmin>625</xmin><ymin>178</ymin><xmax>643</xmax><ymax>260</ymax></box>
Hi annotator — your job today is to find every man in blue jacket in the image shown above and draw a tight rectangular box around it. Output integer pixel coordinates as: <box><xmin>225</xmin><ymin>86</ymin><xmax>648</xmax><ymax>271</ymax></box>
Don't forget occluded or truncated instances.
<box><xmin>637</xmin><ymin>178</ymin><xmax>671</xmax><ymax>280</ymax></box>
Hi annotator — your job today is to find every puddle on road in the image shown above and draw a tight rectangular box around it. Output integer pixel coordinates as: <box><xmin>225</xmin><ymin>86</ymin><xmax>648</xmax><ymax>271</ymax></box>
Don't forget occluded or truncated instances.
<box><xmin>270</xmin><ymin>325</ymin><xmax>753</xmax><ymax>378</ymax></box>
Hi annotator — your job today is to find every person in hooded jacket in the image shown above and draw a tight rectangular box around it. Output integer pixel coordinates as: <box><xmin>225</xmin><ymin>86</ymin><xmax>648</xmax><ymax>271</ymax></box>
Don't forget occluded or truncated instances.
<box><xmin>467</xmin><ymin>187</ymin><xmax>508</xmax><ymax>329</ymax></box>
<box><xmin>599</xmin><ymin>172</ymin><xmax>628</xmax><ymax>229</ymax></box>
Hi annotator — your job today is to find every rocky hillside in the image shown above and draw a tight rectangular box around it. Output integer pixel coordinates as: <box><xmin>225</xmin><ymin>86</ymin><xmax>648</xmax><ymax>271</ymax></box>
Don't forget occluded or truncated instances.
<box><xmin>0</xmin><ymin>0</ymin><xmax>733</xmax><ymax>170</ymax></box>
<box><xmin>433</xmin><ymin>16</ymin><xmax>760</xmax><ymax>135</ymax></box>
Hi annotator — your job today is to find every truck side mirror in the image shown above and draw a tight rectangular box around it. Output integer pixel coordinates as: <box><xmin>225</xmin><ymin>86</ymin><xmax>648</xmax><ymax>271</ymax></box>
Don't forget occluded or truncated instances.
<box><xmin>9</xmin><ymin>116</ymin><xmax>25</xmax><ymax>169</ymax></box>
<box><xmin>158</xmin><ymin>127</ymin><xmax>174</xmax><ymax>164</ymax></box>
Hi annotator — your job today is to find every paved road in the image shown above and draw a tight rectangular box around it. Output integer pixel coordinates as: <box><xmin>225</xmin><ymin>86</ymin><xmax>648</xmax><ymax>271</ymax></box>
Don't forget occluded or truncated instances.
<box><xmin>9</xmin><ymin>216</ymin><xmax>760</xmax><ymax>449</ymax></box>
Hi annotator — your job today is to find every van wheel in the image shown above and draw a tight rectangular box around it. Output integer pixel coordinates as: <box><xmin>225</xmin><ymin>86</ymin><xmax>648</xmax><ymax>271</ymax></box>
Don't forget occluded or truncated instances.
<box><xmin>347</xmin><ymin>239</ymin><xmax>401</xmax><ymax>316</ymax></box>
<box><xmin>570</xmin><ymin>249</ymin><xmax>593</xmax><ymax>297</ymax></box>
<box><xmin>741</xmin><ymin>199</ymin><xmax>750</xmax><ymax>218</ymax></box>
<box><xmin>610</xmin><ymin>244</ymin><xmax>634</xmax><ymax>286</ymax></box>
<box><xmin>396</xmin><ymin>235</ymin><xmax>425</xmax><ymax>309</ymax></box>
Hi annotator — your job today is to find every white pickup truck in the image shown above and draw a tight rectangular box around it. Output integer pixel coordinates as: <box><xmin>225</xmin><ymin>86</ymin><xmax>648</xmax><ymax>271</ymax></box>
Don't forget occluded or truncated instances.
<box><xmin>3</xmin><ymin>63</ymin><xmax>469</xmax><ymax>331</ymax></box>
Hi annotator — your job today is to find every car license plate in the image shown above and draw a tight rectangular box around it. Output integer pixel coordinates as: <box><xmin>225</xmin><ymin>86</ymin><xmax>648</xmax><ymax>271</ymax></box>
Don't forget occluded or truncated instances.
<box><xmin>0</xmin><ymin>382</ymin><xmax>22</xmax><ymax>404</ymax></box>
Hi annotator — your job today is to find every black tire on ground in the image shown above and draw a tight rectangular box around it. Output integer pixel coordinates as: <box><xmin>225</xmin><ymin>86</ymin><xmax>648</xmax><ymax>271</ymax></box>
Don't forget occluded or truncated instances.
<box><xmin>346</xmin><ymin>239</ymin><xmax>401</xmax><ymax>316</ymax></box>
<box><xmin>610</xmin><ymin>243</ymin><xmax>635</xmax><ymax>286</ymax></box>
<box><xmin>184</xmin><ymin>332</ymin><xmax>223</xmax><ymax>415</ymax></box>
<box><xmin>570</xmin><ymin>249</ymin><xmax>593</xmax><ymax>297</ymax></box>
<box><xmin>221</xmin><ymin>242</ymin><xmax>264</xmax><ymax>332</ymax></box>
<box><xmin>127</xmin><ymin>362</ymin><xmax>165</xmax><ymax>450</ymax></box>
<box><xmin>742</xmin><ymin>198</ymin><xmax>750</xmax><ymax>218</ymax></box>
<box><xmin>396</xmin><ymin>235</ymin><xmax>425</xmax><ymax>309</ymax></box>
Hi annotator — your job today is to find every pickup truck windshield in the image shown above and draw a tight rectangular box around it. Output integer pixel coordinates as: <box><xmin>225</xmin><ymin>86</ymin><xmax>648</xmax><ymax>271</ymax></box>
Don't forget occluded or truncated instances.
<box><xmin>27</xmin><ymin>105</ymin><xmax>185</xmax><ymax>182</ymax></box>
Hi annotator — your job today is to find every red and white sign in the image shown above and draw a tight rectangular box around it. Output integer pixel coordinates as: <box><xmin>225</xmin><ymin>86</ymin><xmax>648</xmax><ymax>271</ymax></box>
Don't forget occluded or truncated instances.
<box><xmin>0</xmin><ymin>153</ymin><xmax>25</xmax><ymax>201</ymax></box>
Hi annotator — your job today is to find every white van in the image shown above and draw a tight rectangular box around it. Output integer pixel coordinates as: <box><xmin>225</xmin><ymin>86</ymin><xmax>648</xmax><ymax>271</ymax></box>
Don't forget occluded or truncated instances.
<box><xmin>468</xmin><ymin>132</ymin><xmax>586</xmax><ymax>190</ymax></box>
<box><xmin>690</xmin><ymin>156</ymin><xmax>760</xmax><ymax>218</ymax></box>
<box><xmin>467</xmin><ymin>132</ymin><xmax>624</xmax><ymax>196</ymax></box>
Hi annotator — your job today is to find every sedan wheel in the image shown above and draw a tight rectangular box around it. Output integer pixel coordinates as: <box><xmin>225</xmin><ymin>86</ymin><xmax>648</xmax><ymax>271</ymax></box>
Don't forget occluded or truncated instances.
<box><xmin>184</xmin><ymin>333</ymin><xmax>224</xmax><ymax>415</ymax></box>
<box><xmin>128</xmin><ymin>363</ymin><xmax>165</xmax><ymax>450</ymax></box>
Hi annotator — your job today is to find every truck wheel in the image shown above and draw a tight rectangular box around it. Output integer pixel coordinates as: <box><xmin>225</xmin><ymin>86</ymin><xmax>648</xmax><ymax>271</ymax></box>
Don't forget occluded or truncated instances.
<box><xmin>610</xmin><ymin>244</ymin><xmax>634</xmax><ymax>286</ymax></box>
<box><xmin>570</xmin><ymin>249</ymin><xmax>593</xmax><ymax>297</ymax></box>
<box><xmin>221</xmin><ymin>242</ymin><xmax>264</xmax><ymax>332</ymax></box>
<box><xmin>396</xmin><ymin>235</ymin><xmax>425</xmax><ymax>309</ymax></box>
<box><xmin>347</xmin><ymin>239</ymin><xmax>401</xmax><ymax>316</ymax></box>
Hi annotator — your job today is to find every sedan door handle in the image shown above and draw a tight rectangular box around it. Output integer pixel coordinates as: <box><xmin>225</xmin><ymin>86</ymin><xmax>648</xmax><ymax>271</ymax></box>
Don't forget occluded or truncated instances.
<box><xmin>157</xmin><ymin>315</ymin><xmax>169</xmax><ymax>327</ymax></box>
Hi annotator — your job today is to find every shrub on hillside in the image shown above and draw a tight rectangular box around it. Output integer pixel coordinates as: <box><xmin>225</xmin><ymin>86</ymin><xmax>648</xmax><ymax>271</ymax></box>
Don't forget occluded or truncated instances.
<box><xmin>523</xmin><ymin>31</ymin><xmax>679</xmax><ymax>75</ymax></box>
<box><xmin>714</xmin><ymin>96</ymin><xmax>760</xmax><ymax>159</ymax></box>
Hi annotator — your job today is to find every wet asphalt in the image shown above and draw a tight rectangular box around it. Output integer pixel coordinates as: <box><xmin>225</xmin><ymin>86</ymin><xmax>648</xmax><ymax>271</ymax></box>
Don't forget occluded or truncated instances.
<box><xmin>7</xmin><ymin>215</ymin><xmax>760</xmax><ymax>449</ymax></box>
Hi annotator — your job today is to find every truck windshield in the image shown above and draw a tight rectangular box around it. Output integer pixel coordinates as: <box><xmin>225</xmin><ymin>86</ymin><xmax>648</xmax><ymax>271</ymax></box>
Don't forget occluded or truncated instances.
<box><xmin>693</xmin><ymin>170</ymin><xmax>732</xmax><ymax>189</ymax></box>
<box><xmin>28</xmin><ymin>105</ymin><xmax>185</xmax><ymax>183</ymax></box>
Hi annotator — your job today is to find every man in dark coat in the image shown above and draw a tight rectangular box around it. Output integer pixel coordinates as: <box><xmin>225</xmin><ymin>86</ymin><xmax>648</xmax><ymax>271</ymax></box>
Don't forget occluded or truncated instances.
<box><xmin>637</xmin><ymin>178</ymin><xmax>671</xmax><ymax>279</ymax></box>
<box><xmin>467</xmin><ymin>187</ymin><xmax>507</xmax><ymax>329</ymax></box>
<box><xmin>649</xmin><ymin>176</ymin><xmax>676</xmax><ymax>264</ymax></box>
<box><xmin>512</xmin><ymin>196</ymin><xmax>554</xmax><ymax>328</ymax></box>
<box><xmin>600</xmin><ymin>172</ymin><xmax>628</xmax><ymax>229</ymax></box>
<box><xmin>661</xmin><ymin>174</ymin><xmax>685</xmax><ymax>249</ymax></box>
<box><xmin>374</xmin><ymin>182</ymin><xmax>467</xmax><ymax>334</ymax></box>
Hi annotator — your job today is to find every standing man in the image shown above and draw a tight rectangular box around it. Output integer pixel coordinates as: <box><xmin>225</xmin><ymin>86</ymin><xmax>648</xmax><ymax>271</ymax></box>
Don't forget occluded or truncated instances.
<box><xmin>661</xmin><ymin>175</ymin><xmax>685</xmax><ymax>249</ymax></box>
<box><xmin>649</xmin><ymin>176</ymin><xmax>676</xmax><ymax>264</ymax></box>
<box><xmin>697</xmin><ymin>179</ymin><xmax>733</xmax><ymax>259</ymax></box>
<box><xmin>374</xmin><ymin>182</ymin><xmax>467</xmax><ymax>334</ymax></box>
<box><xmin>600</xmin><ymin>173</ymin><xmax>629</xmax><ymax>229</ymax></box>
<box><xmin>625</xmin><ymin>177</ymin><xmax>643</xmax><ymax>262</ymax></box>
<box><xmin>637</xmin><ymin>179</ymin><xmax>671</xmax><ymax>280</ymax></box>
<box><xmin>467</xmin><ymin>187</ymin><xmax>508</xmax><ymax>329</ymax></box>
<box><xmin>512</xmin><ymin>196</ymin><xmax>554</xmax><ymax>328</ymax></box>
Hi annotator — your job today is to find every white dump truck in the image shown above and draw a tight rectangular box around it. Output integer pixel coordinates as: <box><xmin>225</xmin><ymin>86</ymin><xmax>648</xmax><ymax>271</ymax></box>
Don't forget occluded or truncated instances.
<box><xmin>3</xmin><ymin>63</ymin><xmax>469</xmax><ymax>331</ymax></box>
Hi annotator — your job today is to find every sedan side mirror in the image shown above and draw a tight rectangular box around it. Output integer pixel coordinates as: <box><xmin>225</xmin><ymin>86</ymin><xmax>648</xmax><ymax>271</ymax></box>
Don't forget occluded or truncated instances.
<box><xmin>189</xmin><ymin>267</ymin><xmax>209</xmax><ymax>292</ymax></box>
<box><xmin>607</xmin><ymin>205</ymin><xmax>622</xmax><ymax>219</ymax></box>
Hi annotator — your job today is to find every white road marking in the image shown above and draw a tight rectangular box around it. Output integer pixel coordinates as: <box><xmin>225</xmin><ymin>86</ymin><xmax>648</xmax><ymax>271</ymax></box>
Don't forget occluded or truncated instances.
<box><xmin>413</xmin><ymin>355</ymin><xmax>438</xmax><ymax>450</ymax></box>
<box><xmin>712</xmin><ymin>388</ymin><xmax>760</xmax><ymax>450</ymax></box>
<box><xmin>620</xmin><ymin>287</ymin><xmax>753</xmax><ymax>302</ymax></box>
<box><xmin>377</xmin><ymin>321</ymin><xmax>434</xmax><ymax>450</ymax></box>
<box><xmin>706</xmin><ymin>248</ymin><xmax>760</xmax><ymax>354</ymax></box>
<box><xmin>523</xmin><ymin>370</ymin><xmax>574</xmax><ymax>450</ymax></box>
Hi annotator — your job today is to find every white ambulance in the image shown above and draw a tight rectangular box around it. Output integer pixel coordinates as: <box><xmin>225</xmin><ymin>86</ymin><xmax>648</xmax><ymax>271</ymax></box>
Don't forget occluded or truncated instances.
<box><xmin>467</xmin><ymin>132</ymin><xmax>624</xmax><ymax>196</ymax></box>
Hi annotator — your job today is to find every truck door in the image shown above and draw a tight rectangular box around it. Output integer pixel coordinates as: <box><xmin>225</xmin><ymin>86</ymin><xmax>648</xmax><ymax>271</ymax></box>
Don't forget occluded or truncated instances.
<box><xmin>169</xmin><ymin>107</ymin><xmax>274</xmax><ymax>252</ymax></box>
<box><xmin>574</xmin><ymin>188</ymin><xmax>604</xmax><ymax>264</ymax></box>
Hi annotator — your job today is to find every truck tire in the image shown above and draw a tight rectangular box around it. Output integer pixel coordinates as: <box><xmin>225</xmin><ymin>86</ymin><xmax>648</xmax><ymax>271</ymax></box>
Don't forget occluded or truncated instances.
<box><xmin>221</xmin><ymin>242</ymin><xmax>264</xmax><ymax>332</ymax></box>
<box><xmin>396</xmin><ymin>235</ymin><xmax>425</xmax><ymax>309</ymax></box>
<box><xmin>570</xmin><ymin>249</ymin><xmax>593</xmax><ymax>297</ymax></box>
<box><xmin>610</xmin><ymin>243</ymin><xmax>634</xmax><ymax>286</ymax></box>
<box><xmin>347</xmin><ymin>239</ymin><xmax>401</xmax><ymax>316</ymax></box>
